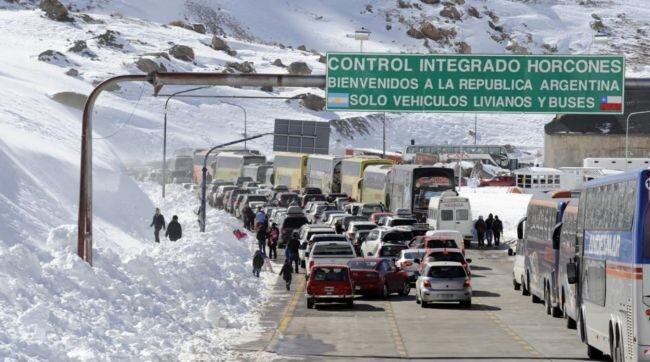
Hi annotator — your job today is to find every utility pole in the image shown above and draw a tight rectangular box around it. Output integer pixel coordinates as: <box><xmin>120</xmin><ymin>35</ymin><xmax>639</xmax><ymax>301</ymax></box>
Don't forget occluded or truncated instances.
<box><xmin>382</xmin><ymin>112</ymin><xmax>386</xmax><ymax>159</ymax></box>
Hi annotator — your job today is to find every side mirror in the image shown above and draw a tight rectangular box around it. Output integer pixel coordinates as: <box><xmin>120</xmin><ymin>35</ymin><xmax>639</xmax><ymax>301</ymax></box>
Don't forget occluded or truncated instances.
<box><xmin>567</xmin><ymin>262</ymin><xmax>577</xmax><ymax>284</ymax></box>
<box><xmin>466</xmin><ymin>258</ymin><xmax>472</xmax><ymax>263</ymax></box>
<box><xmin>414</xmin><ymin>258</ymin><xmax>421</xmax><ymax>264</ymax></box>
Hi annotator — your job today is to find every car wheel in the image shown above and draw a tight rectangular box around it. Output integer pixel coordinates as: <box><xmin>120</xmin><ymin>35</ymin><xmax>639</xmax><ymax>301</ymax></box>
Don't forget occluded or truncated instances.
<box><xmin>522</xmin><ymin>276</ymin><xmax>530</xmax><ymax>296</ymax></box>
<box><xmin>346</xmin><ymin>298</ymin><xmax>354</xmax><ymax>308</ymax></box>
<box><xmin>307</xmin><ymin>298</ymin><xmax>314</xmax><ymax>309</ymax></box>
<box><xmin>381</xmin><ymin>284</ymin><xmax>389</xmax><ymax>299</ymax></box>
<box><xmin>460</xmin><ymin>299</ymin><xmax>472</xmax><ymax>308</ymax></box>
<box><xmin>398</xmin><ymin>282</ymin><xmax>411</xmax><ymax>296</ymax></box>
<box><xmin>420</xmin><ymin>297</ymin><xmax>427</xmax><ymax>308</ymax></box>
<box><xmin>513</xmin><ymin>277</ymin><xmax>521</xmax><ymax>291</ymax></box>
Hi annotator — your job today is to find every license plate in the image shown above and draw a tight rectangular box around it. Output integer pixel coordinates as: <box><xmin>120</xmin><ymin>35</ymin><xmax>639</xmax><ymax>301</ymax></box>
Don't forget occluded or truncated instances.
<box><xmin>438</xmin><ymin>294</ymin><xmax>454</xmax><ymax>299</ymax></box>
<box><xmin>324</xmin><ymin>287</ymin><xmax>334</xmax><ymax>292</ymax></box>
<box><xmin>355</xmin><ymin>285</ymin><xmax>361</xmax><ymax>290</ymax></box>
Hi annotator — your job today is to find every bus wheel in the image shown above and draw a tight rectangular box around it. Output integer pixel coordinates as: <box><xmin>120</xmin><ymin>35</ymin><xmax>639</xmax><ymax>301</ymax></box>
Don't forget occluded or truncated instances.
<box><xmin>611</xmin><ymin>328</ymin><xmax>624</xmax><ymax>362</ymax></box>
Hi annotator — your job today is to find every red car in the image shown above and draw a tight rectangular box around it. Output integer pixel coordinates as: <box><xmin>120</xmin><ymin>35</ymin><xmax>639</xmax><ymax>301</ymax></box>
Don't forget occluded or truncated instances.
<box><xmin>479</xmin><ymin>175</ymin><xmax>515</xmax><ymax>187</ymax></box>
<box><xmin>347</xmin><ymin>258</ymin><xmax>410</xmax><ymax>298</ymax></box>
<box><xmin>306</xmin><ymin>265</ymin><xmax>354</xmax><ymax>309</ymax></box>
<box><xmin>369</xmin><ymin>212</ymin><xmax>393</xmax><ymax>225</ymax></box>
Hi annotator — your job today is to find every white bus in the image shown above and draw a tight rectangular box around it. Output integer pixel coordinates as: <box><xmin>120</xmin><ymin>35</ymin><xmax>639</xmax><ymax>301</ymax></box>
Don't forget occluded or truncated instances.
<box><xmin>583</xmin><ymin>157</ymin><xmax>650</xmax><ymax>172</ymax></box>
<box><xmin>306</xmin><ymin>155</ymin><xmax>345</xmax><ymax>194</ymax></box>
<box><xmin>567</xmin><ymin>169</ymin><xmax>650</xmax><ymax>361</ymax></box>
<box><xmin>427</xmin><ymin>191</ymin><xmax>473</xmax><ymax>247</ymax></box>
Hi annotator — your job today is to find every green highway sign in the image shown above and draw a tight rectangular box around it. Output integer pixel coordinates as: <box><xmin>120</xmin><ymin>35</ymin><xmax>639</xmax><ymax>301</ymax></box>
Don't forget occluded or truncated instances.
<box><xmin>326</xmin><ymin>53</ymin><xmax>625</xmax><ymax>114</ymax></box>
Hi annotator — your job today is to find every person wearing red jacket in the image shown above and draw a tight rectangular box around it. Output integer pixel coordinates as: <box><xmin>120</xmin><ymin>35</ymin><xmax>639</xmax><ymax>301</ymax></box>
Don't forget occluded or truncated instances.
<box><xmin>266</xmin><ymin>223</ymin><xmax>279</xmax><ymax>259</ymax></box>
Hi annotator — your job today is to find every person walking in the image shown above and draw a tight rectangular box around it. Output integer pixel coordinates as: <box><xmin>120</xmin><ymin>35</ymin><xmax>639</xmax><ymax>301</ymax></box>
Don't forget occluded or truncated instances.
<box><xmin>256</xmin><ymin>221</ymin><xmax>268</xmax><ymax>254</ymax></box>
<box><xmin>279</xmin><ymin>259</ymin><xmax>293</xmax><ymax>291</ymax></box>
<box><xmin>286</xmin><ymin>234</ymin><xmax>301</xmax><ymax>273</ymax></box>
<box><xmin>252</xmin><ymin>250</ymin><xmax>264</xmax><ymax>278</ymax></box>
<box><xmin>475</xmin><ymin>216</ymin><xmax>487</xmax><ymax>248</ymax></box>
<box><xmin>150</xmin><ymin>208</ymin><xmax>166</xmax><ymax>243</ymax></box>
<box><xmin>267</xmin><ymin>222</ymin><xmax>279</xmax><ymax>260</ymax></box>
<box><xmin>493</xmin><ymin>215</ymin><xmax>503</xmax><ymax>247</ymax></box>
<box><xmin>485</xmin><ymin>214</ymin><xmax>495</xmax><ymax>247</ymax></box>
<box><xmin>165</xmin><ymin>215</ymin><xmax>182</xmax><ymax>241</ymax></box>
<box><xmin>242</xmin><ymin>204</ymin><xmax>254</xmax><ymax>231</ymax></box>
<box><xmin>254</xmin><ymin>207</ymin><xmax>267</xmax><ymax>229</ymax></box>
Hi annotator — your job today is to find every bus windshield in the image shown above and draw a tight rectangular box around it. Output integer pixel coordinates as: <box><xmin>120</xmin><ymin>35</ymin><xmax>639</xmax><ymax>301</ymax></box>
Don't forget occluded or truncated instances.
<box><xmin>414</xmin><ymin>175</ymin><xmax>454</xmax><ymax>209</ymax></box>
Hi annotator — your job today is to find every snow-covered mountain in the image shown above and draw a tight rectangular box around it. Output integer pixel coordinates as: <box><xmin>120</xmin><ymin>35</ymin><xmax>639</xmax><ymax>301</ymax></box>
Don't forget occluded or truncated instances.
<box><xmin>0</xmin><ymin>0</ymin><xmax>648</xmax><ymax>358</ymax></box>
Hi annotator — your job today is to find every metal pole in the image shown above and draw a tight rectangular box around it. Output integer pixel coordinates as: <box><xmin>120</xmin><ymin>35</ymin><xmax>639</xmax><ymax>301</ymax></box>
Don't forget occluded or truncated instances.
<box><xmin>200</xmin><ymin>133</ymin><xmax>273</xmax><ymax>231</ymax></box>
<box><xmin>382</xmin><ymin>112</ymin><xmax>386</xmax><ymax>159</ymax></box>
<box><xmin>162</xmin><ymin>86</ymin><xmax>211</xmax><ymax>198</ymax></box>
<box><xmin>218</xmin><ymin>101</ymin><xmax>248</xmax><ymax>150</ymax></box>
<box><xmin>624</xmin><ymin>110</ymin><xmax>650</xmax><ymax>170</ymax></box>
<box><xmin>458</xmin><ymin>144</ymin><xmax>463</xmax><ymax>192</ymax></box>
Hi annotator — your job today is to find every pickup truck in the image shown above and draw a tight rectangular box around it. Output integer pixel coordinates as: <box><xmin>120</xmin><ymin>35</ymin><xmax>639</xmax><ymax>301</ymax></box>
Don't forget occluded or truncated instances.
<box><xmin>306</xmin><ymin>241</ymin><xmax>356</xmax><ymax>275</ymax></box>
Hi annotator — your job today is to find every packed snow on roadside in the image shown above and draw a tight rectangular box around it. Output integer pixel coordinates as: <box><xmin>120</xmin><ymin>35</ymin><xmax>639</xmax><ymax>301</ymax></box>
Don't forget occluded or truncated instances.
<box><xmin>460</xmin><ymin>187</ymin><xmax>531</xmax><ymax>241</ymax></box>
<box><xmin>0</xmin><ymin>183</ymin><xmax>274</xmax><ymax>360</ymax></box>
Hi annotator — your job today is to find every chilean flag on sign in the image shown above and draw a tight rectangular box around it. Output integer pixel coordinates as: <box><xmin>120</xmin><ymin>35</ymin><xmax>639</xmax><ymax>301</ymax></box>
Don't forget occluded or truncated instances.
<box><xmin>599</xmin><ymin>95</ymin><xmax>622</xmax><ymax>111</ymax></box>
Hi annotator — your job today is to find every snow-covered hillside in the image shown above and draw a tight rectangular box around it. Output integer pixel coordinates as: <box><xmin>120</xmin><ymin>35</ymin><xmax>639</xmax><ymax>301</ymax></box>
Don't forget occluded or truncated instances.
<box><xmin>0</xmin><ymin>0</ymin><xmax>649</xmax><ymax>358</ymax></box>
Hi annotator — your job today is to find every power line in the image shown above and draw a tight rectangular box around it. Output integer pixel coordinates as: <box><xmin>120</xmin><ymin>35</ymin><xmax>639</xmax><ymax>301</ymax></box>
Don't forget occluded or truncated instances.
<box><xmin>93</xmin><ymin>81</ymin><xmax>147</xmax><ymax>140</ymax></box>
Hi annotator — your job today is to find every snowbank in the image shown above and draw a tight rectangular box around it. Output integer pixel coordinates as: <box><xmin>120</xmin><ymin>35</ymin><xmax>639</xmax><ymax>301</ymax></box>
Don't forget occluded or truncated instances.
<box><xmin>0</xmin><ymin>184</ymin><xmax>273</xmax><ymax>360</ymax></box>
<box><xmin>460</xmin><ymin>187</ymin><xmax>531</xmax><ymax>241</ymax></box>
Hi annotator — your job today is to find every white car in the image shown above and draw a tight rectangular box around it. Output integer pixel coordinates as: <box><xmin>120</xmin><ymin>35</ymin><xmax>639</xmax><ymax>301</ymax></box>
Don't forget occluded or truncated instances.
<box><xmin>361</xmin><ymin>227</ymin><xmax>413</xmax><ymax>258</ymax></box>
<box><xmin>415</xmin><ymin>261</ymin><xmax>472</xmax><ymax>308</ymax></box>
<box><xmin>511</xmin><ymin>238</ymin><xmax>527</xmax><ymax>293</ymax></box>
<box><xmin>424</xmin><ymin>229</ymin><xmax>466</xmax><ymax>255</ymax></box>
<box><xmin>395</xmin><ymin>249</ymin><xmax>426</xmax><ymax>285</ymax></box>
<box><xmin>302</xmin><ymin>233</ymin><xmax>347</xmax><ymax>268</ymax></box>
<box><xmin>306</xmin><ymin>241</ymin><xmax>356</xmax><ymax>275</ymax></box>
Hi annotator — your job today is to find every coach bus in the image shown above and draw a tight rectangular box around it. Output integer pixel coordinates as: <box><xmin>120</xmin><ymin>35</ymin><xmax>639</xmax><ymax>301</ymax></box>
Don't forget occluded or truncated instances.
<box><xmin>243</xmin><ymin>164</ymin><xmax>274</xmax><ymax>185</ymax></box>
<box><xmin>387</xmin><ymin>165</ymin><xmax>455</xmax><ymax>220</ymax></box>
<box><xmin>212</xmin><ymin>152</ymin><xmax>266</xmax><ymax>183</ymax></box>
<box><xmin>274</xmin><ymin>152</ymin><xmax>308</xmax><ymax>190</ymax></box>
<box><xmin>361</xmin><ymin>164</ymin><xmax>392</xmax><ymax>204</ymax></box>
<box><xmin>193</xmin><ymin>148</ymin><xmax>259</xmax><ymax>183</ymax></box>
<box><xmin>557</xmin><ymin>199</ymin><xmax>579</xmax><ymax>330</ymax></box>
<box><xmin>518</xmin><ymin>190</ymin><xmax>572</xmax><ymax>317</ymax></box>
<box><xmin>306</xmin><ymin>155</ymin><xmax>345</xmax><ymax>194</ymax></box>
<box><xmin>566</xmin><ymin>169</ymin><xmax>650</xmax><ymax>361</ymax></box>
<box><xmin>404</xmin><ymin>144</ymin><xmax>518</xmax><ymax>170</ymax></box>
<box><xmin>340</xmin><ymin>157</ymin><xmax>393</xmax><ymax>201</ymax></box>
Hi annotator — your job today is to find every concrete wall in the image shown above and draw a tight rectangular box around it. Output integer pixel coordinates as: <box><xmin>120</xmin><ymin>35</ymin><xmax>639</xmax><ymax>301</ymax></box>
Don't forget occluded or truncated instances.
<box><xmin>544</xmin><ymin>134</ymin><xmax>650</xmax><ymax>168</ymax></box>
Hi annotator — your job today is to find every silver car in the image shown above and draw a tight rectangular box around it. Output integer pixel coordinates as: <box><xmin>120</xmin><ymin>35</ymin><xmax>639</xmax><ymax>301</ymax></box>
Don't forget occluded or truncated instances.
<box><xmin>415</xmin><ymin>261</ymin><xmax>472</xmax><ymax>308</ymax></box>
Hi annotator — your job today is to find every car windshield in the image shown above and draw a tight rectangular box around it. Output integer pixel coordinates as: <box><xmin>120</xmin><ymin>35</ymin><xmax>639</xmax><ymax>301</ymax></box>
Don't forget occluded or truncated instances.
<box><xmin>247</xmin><ymin>195</ymin><xmax>267</xmax><ymax>202</ymax></box>
<box><xmin>379</xmin><ymin>245</ymin><xmax>407</xmax><ymax>257</ymax></box>
<box><xmin>283</xmin><ymin>217</ymin><xmax>308</xmax><ymax>228</ymax></box>
<box><xmin>382</xmin><ymin>231</ymin><xmax>413</xmax><ymax>243</ymax></box>
<box><xmin>313</xmin><ymin>245</ymin><xmax>354</xmax><ymax>256</ymax></box>
<box><xmin>353</xmin><ymin>224</ymin><xmax>376</xmax><ymax>231</ymax></box>
<box><xmin>362</xmin><ymin>205</ymin><xmax>384</xmax><ymax>214</ymax></box>
<box><xmin>281</xmin><ymin>194</ymin><xmax>299</xmax><ymax>202</ymax></box>
<box><xmin>427</xmin><ymin>252</ymin><xmax>464</xmax><ymax>263</ymax></box>
<box><xmin>428</xmin><ymin>265</ymin><xmax>466</xmax><ymax>278</ymax></box>
<box><xmin>347</xmin><ymin>260</ymin><xmax>379</xmax><ymax>269</ymax></box>
<box><xmin>390</xmin><ymin>218</ymin><xmax>416</xmax><ymax>226</ymax></box>
<box><xmin>312</xmin><ymin>267</ymin><xmax>348</xmax><ymax>281</ymax></box>
<box><xmin>307</xmin><ymin>231</ymin><xmax>335</xmax><ymax>240</ymax></box>
<box><xmin>356</xmin><ymin>231</ymin><xmax>370</xmax><ymax>242</ymax></box>
<box><xmin>426</xmin><ymin>239</ymin><xmax>458</xmax><ymax>249</ymax></box>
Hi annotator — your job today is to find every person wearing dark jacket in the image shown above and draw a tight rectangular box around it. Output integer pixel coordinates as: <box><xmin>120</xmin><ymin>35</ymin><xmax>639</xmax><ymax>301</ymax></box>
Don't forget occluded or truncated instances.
<box><xmin>492</xmin><ymin>215</ymin><xmax>503</xmax><ymax>247</ymax></box>
<box><xmin>485</xmin><ymin>214</ymin><xmax>495</xmax><ymax>247</ymax></box>
<box><xmin>165</xmin><ymin>215</ymin><xmax>182</xmax><ymax>241</ymax></box>
<box><xmin>252</xmin><ymin>250</ymin><xmax>264</xmax><ymax>278</ymax></box>
<box><xmin>279</xmin><ymin>259</ymin><xmax>293</xmax><ymax>290</ymax></box>
<box><xmin>475</xmin><ymin>216</ymin><xmax>487</xmax><ymax>248</ymax></box>
<box><xmin>267</xmin><ymin>223</ymin><xmax>279</xmax><ymax>260</ymax></box>
<box><xmin>243</xmin><ymin>205</ymin><xmax>255</xmax><ymax>231</ymax></box>
<box><xmin>150</xmin><ymin>208</ymin><xmax>166</xmax><ymax>243</ymax></box>
<box><xmin>286</xmin><ymin>235</ymin><xmax>301</xmax><ymax>273</ymax></box>
<box><xmin>256</xmin><ymin>222</ymin><xmax>268</xmax><ymax>254</ymax></box>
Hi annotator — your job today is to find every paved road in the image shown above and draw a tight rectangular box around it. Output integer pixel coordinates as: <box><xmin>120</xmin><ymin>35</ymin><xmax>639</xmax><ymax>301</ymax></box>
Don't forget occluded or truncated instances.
<box><xmin>233</xmin><ymin>247</ymin><xmax>590</xmax><ymax>361</ymax></box>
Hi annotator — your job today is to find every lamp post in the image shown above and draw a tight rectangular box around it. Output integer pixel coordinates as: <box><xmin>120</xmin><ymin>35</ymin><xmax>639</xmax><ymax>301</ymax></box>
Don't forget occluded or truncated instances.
<box><xmin>162</xmin><ymin>86</ymin><xmax>210</xmax><ymax>198</ymax></box>
<box><xmin>624</xmin><ymin>110</ymin><xmax>650</xmax><ymax>170</ymax></box>
<box><xmin>219</xmin><ymin>101</ymin><xmax>248</xmax><ymax>149</ymax></box>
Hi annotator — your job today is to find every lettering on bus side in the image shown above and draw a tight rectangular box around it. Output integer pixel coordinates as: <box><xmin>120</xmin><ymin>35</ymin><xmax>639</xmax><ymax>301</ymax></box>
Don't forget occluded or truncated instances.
<box><xmin>584</xmin><ymin>231</ymin><xmax>621</xmax><ymax>258</ymax></box>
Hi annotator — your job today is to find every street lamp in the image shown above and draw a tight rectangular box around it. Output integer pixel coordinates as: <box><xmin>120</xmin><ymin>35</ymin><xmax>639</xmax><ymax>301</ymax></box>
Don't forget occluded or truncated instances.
<box><xmin>219</xmin><ymin>101</ymin><xmax>248</xmax><ymax>149</ymax></box>
<box><xmin>624</xmin><ymin>110</ymin><xmax>650</xmax><ymax>170</ymax></box>
<box><xmin>346</xmin><ymin>27</ymin><xmax>371</xmax><ymax>52</ymax></box>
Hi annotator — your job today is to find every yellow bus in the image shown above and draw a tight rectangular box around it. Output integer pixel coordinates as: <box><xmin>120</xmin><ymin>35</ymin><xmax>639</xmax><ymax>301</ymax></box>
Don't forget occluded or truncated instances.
<box><xmin>361</xmin><ymin>164</ymin><xmax>392</xmax><ymax>204</ymax></box>
<box><xmin>341</xmin><ymin>157</ymin><xmax>394</xmax><ymax>201</ymax></box>
<box><xmin>273</xmin><ymin>152</ymin><xmax>308</xmax><ymax>190</ymax></box>
<box><xmin>212</xmin><ymin>152</ymin><xmax>266</xmax><ymax>182</ymax></box>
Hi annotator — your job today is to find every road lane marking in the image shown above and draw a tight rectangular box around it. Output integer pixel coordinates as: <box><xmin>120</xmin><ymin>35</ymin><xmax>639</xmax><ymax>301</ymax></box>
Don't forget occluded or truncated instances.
<box><xmin>264</xmin><ymin>277</ymin><xmax>305</xmax><ymax>352</ymax></box>
<box><xmin>475</xmin><ymin>297</ymin><xmax>543</xmax><ymax>358</ymax></box>
<box><xmin>384</xmin><ymin>301</ymin><xmax>408</xmax><ymax>358</ymax></box>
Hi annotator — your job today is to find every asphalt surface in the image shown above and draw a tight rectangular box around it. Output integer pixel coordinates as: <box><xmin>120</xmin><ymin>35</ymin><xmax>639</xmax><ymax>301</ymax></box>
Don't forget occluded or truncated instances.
<box><xmin>233</xmin><ymin>246</ymin><xmax>591</xmax><ymax>361</ymax></box>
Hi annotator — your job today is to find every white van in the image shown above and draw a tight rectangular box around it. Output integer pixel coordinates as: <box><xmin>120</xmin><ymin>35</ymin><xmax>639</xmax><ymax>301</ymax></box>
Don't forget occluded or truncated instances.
<box><xmin>427</xmin><ymin>191</ymin><xmax>473</xmax><ymax>247</ymax></box>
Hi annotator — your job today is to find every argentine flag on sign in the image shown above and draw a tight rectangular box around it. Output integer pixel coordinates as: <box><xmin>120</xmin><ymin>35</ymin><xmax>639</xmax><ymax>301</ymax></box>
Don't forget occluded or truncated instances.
<box><xmin>327</xmin><ymin>93</ymin><xmax>349</xmax><ymax>108</ymax></box>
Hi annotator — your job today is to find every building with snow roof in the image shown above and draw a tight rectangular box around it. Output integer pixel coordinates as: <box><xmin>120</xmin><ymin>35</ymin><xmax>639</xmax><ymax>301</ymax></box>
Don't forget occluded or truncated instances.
<box><xmin>544</xmin><ymin>88</ymin><xmax>650</xmax><ymax>168</ymax></box>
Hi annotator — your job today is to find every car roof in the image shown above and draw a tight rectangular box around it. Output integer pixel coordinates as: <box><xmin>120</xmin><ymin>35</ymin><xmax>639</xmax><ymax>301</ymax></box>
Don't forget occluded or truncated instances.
<box><xmin>349</xmin><ymin>257</ymin><xmax>383</xmax><ymax>263</ymax></box>
<box><xmin>349</xmin><ymin>221</ymin><xmax>376</xmax><ymax>226</ymax></box>
<box><xmin>311</xmin><ymin>264</ymin><xmax>349</xmax><ymax>269</ymax></box>
<box><xmin>402</xmin><ymin>248</ymin><xmax>426</xmax><ymax>253</ymax></box>
<box><xmin>304</xmin><ymin>225</ymin><xmax>332</xmax><ymax>230</ymax></box>
<box><xmin>426</xmin><ymin>261</ymin><xmax>465</xmax><ymax>267</ymax></box>
<box><xmin>425</xmin><ymin>248</ymin><xmax>464</xmax><ymax>254</ymax></box>
<box><xmin>312</xmin><ymin>234</ymin><xmax>347</xmax><ymax>240</ymax></box>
